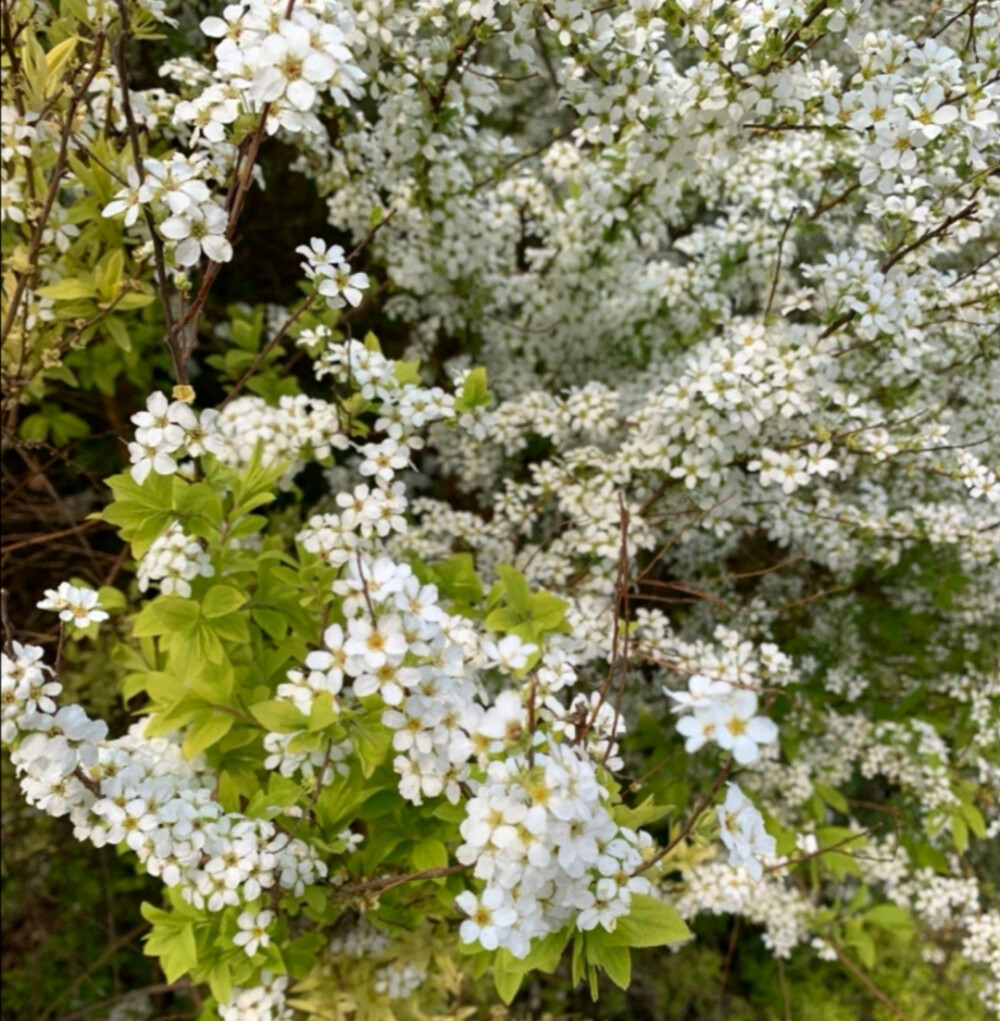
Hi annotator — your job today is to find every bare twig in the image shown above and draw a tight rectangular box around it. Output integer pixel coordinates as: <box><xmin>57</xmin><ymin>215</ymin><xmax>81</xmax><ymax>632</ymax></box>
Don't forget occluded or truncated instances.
<box><xmin>0</xmin><ymin>34</ymin><xmax>107</xmax><ymax>346</ymax></box>
<box><xmin>336</xmin><ymin>863</ymin><xmax>469</xmax><ymax>898</ymax></box>
<box><xmin>764</xmin><ymin>207</ymin><xmax>801</xmax><ymax>317</ymax></box>
<box><xmin>633</xmin><ymin>758</ymin><xmax>735</xmax><ymax>876</ymax></box>
<box><xmin>832</xmin><ymin>943</ymin><xmax>912</xmax><ymax>1021</ymax></box>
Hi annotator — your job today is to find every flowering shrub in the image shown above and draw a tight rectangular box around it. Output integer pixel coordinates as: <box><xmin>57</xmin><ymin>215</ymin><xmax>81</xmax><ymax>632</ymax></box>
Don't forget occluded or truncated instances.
<box><xmin>2</xmin><ymin>0</ymin><xmax>998</xmax><ymax>1019</ymax></box>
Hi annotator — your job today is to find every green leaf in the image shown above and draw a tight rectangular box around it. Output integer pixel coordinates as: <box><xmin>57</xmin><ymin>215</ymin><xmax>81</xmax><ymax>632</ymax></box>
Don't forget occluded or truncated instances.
<box><xmin>114</xmin><ymin>290</ymin><xmax>157</xmax><ymax>310</ymax></box>
<box><xmin>571</xmin><ymin>933</ymin><xmax>585</xmax><ymax>985</ymax></box>
<box><xmin>97</xmin><ymin>586</ymin><xmax>127</xmax><ymax>613</ymax></box>
<box><xmin>585</xmin><ymin>931</ymin><xmax>632</xmax><ymax>990</ymax></box>
<box><xmin>815</xmin><ymin>783</ymin><xmax>849</xmax><ymax>814</ymax></box>
<box><xmin>207</xmin><ymin>962</ymin><xmax>233</xmax><ymax>1005</ymax></box>
<box><xmin>177</xmin><ymin>482</ymin><xmax>224</xmax><ymax>525</ymax></box>
<box><xmin>484</xmin><ymin>607</ymin><xmax>525</xmax><ymax>633</ymax></box>
<box><xmin>352</xmin><ymin>712</ymin><xmax>393</xmax><ymax>777</ymax></box>
<box><xmin>457</xmin><ymin>366</ymin><xmax>490</xmax><ymax>411</ymax></box>
<box><xmin>202</xmin><ymin>586</ymin><xmax>248</xmax><ymax>619</ymax></box>
<box><xmin>304</xmin><ymin>692</ymin><xmax>339</xmax><ymax>732</ymax></box>
<box><xmin>411</xmin><ymin>839</ymin><xmax>449</xmax><ymax>871</ymax></box>
<box><xmin>169</xmin><ymin>623</ymin><xmax>225</xmax><ymax>675</ymax></box>
<box><xmin>229</xmin><ymin>514</ymin><xmax>268</xmax><ymax>539</ymax></box>
<box><xmin>519</xmin><ymin>926</ymin><xmax>571</xmax><ymax>973</ymax></box>
<box><xmin>104</xmin><ymin>315</ymin><xmax>132</xmax><ymax>351</ymax></box>
<box><xmin>103</xmin><ymin>472</ymin><xmax>177</xmax><ymax>556</ymax></box>
<box><xmin>133</xmin><ymin>597</ymin><xmax>201</xmax><ymax>637</ymax></box>
<box><xmin>140</xmin><ymin>902</ymin><xmax>176</xmax><ymax>927</ymax></box>
<box><xmin>250</xmin><ymin>699</ymin><xmax>308</xmax><ymax>733</ymax></box>
<box><xmin>36</xmin><ymin>276</ymin><xmax>96</xmax><ymax>301</ymax></box>
<box><xmin>493</xmin><ymin>949</ymin><xmax>525</xmax><ymax>1005</ymax></box>
<box><xmin>206</xmin><ymin>610</ymin><xmax>250</xmax><ymax>645</ymax></box>
<box><xmin>96</xmin><ymin>249</ymin><xmax>124</xmax><ymax>302</ymax></box>
<box><xmin>497</xmin><ymin>565</ymin><xmax>531</xmax><ymax>612</ymax></box>
<box><xmin>527</xmin><ymin>591</ymin><xmax>569</xmax><ymax>632</ymax></box>
<box><xmin>606</xmin><ymin>894</ymin><xmax>691</xmax><ymax>948</ymax></box>
<box><xmin>863</xmin><ymin>904</ymin><xmax>913</xmax><ymax>934</ymax></box>
<box><xmin>958</xmin><ymin>801</ymin><xmax>986</xmax><ymax>839</ymax></box>
<box><xmin>285</xmin><ymin>933</ymin><xmax>326</xmax><ymax>978</ymax></box>
<box><xmin>845</xmin><ymin>927</ymin><xmax>876</xmax><ymax>969</ymax></box>
<box><xmin>431</xmin><ymin>553</ymin><xmax>483</xmax><ymax>605</ymax></box>
<box><xmin>144</xmin><ymin>921</ymin><xmax>198</xmax><ymax>983</ymax></box>
<box><xmin>183</xmin><ymin>710</ymin><xmax>235</xmax><ymax>758</ymax></box>
<box><xmin>613</xmin><ymin>796</ymin><xmax>672</xmax><ymax>830</ymax></box>
<box><xmin>19</xmin><ymin>413</ymin><xmax>49</xmax><ymax>441</ymax></box>
<box><xmin>45</xmin><ymin>35</ymin><xmax>79</xmax><ymax>83</ymax></box>
<box><xmin>253</xmin><ymin>608</ymin><xmax>288</xmax><ymax>640</ymax></box>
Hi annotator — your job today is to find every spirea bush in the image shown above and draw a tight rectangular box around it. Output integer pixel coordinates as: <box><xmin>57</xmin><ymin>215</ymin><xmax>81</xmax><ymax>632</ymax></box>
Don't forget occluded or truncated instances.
<box><xmin>2</xmin><ymin>0</ymin><xmax>999</xmax><ymax>1019</ymax></box>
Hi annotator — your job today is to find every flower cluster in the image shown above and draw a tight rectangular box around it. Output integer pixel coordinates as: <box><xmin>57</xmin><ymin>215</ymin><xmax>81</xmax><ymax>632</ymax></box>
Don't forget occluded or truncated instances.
<box><xmin>3</xmin><ymin>643</ymin><xmax>326</xmax><ymax>916</ymax></box>
<box><xmin>717</xmin><ymin>783</ymin><xmax>776</xmax><ymax>882</ymax></box>
<box><xmin>137</xmin><ymin>522</ymin><xmax>215</xmax><ymax>598</ymax></box>
<box><xmin>667</xmin><ymin>676</ymin><xmax>779</xmax><ymax>766</ymax></box>
<box><xmin>103</xmin><ymin>154</ymin><xmax>235</xmax><ymax>268</ymax></box>
<box><xmin>456</xmin><ymin>738</ymin><xmax>653</xmax><ymax>957</ymax></box>
<box><xmin>199</xmin><ymin>0</ymin><xmax>364</xmax><ymax>137</ymax></box>
<box><xmin>218</xmin><ymin>972</ymin><xmax>292</xmax><ymax>1021</ymax></box>
<box><xmin>128</xmin><ymin>392</ymin><xmax>223</xmax><ymax>484</ymax></box>
<box><xmin>1</xmin><ymin>641</ymin><xmax>61</xmax><ymax>743</ymax></box>
<box><xmin>297</xmin><ymin>238</ymin><xmax>370</xmax><ymax>309</ymax></box>
<box><xmin>4</xmin><ymin>0</ymin><xmax>999</xmax><ymax>1014</ymax></box>
<box><xmin>37</xmin><ymin>582</ymin><xmax>109</xmax><ymax>629</ymax></box>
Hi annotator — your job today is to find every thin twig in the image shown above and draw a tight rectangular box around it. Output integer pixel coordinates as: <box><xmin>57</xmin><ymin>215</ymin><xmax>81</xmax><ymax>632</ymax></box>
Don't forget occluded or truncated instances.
<box><xmin>633</xmin><ymin>758</ymin><xmax>735</xmax><ymax>876</ymax></box>
<box><xmin>832</xmin><ymin>943</ymin><xmax>912</xmax><ymax>1021</ymax></box>
<box><xmin>335</xmin><ymin>863</ymin><xmax>469</xmax><ymax>898</ymax></box>
<box><xmin>764</xmin><ymin>207</ymin><xmax>800</xmax><ymax>317</ymax></box>
<box><xmin>0</xmin><ymin>34</ymin><xmax>107</xmax><ymax>346</ymax></box>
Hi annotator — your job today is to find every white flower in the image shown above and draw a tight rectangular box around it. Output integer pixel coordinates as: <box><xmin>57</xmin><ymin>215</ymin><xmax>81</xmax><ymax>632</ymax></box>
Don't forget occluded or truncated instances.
<box><xmin>317</xmin><ymin>266</ymin><xmax>369</xmax><ymax>308</ymax></box>
<box><xmin>478</xmin><ymin>691</ymin><xmax>526</xmax><ymax>743</ymax></box>
<box><xmin>160</xmin><ymin>203</ymin><xmax>232</xmax><ymax>266</ymax></box>
<box><xmin>233</xmin><ymin>909</ymin><xmax>273</xmax><ymax>957</ymax></box>
<box><xmin>128</xmin><ymin>439</ymin><xmax>178</xmax><ymax>485</ymax></box>
<box><xmin>102</xmin><ymin>167</ymin><xmax>144</xmax><ymax>226</ymax></box>
<box><xmin>37</xmin><ymin>583</ymin><xmax>109</xmax><ymax>629</ymax></box>
<box><xmin>131</xmin><ymin>392</ymin><xmax>185</xmax><ymax>449</ymax></box>
<box><xmin>250</xmin><ymin>22</ymin><xmax>337</xmax><ymax>110</ymax></box>
<box><xmin>455</xmin><ymin>887</ymin><xmax>517</xmax><ymax>950</ymax></box>
<box><xmin>344</xmin><ymin>615</ymin><xmax>408</xmax><ymax>672</ymax></box>
<box><xmin>676</xmin><ymin>708</ymin><xmax>718</xmax><ymax>754</ymax></box>
<box><xmin>664</xmin><ymin>674</ymin><xmax>733</xmax><ymax>712</ymax></box>
<box><xmin>481</xmin><ymin>634</ymin><xmax>537</xmax><ymax>673</ymax></box>
<box><xmin>708</xmin><ymin>690</ymin><xmax>778</xmax><ymax>765</ymax></box>
<box><xmin>717</xmin><ymin>783</ymin><xmax>776</xmax><ymax>882</ymax></box>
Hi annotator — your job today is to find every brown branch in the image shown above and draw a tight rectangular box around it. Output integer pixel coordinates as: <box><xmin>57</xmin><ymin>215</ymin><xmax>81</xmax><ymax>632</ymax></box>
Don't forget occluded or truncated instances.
<box><xmin>335</xmin><ymin>863</ymin><xmax>469</xmax><ymax>898</ymax></box>
<box><xmin>217</xmin><ymin>295</ymin><xmax>317</xmax><ymax>411</ymax></box>
<box><xmin>1</xmin><ymin>518</ymin><xmax>108</xmax><ymax>556</ymax></box>
<box><xmin>765</xmin><ymin>207</ymin><xmax>801</xmax><ymax>317</ymax></box>
<box><xmin>633</xmin><ymin>758</ymin><xmax>735</xmax><ymax>876</ymax></box>
<box><xmin>880</xmin><ymin>200</ymin><xmax>979</xmax><ymax>275</ymax></box>
<box><xmin>0</xmin><ymin>588</ymin><xmax>14</xmax><ymax>655</ymax></box>
<box><xmin>804</xmin><ymin>181</ymin><xmax>860</xmax><ymax>223</ymax></box>
<box><xmin>218</xmin><ymin>201</ymin><xmax>401</xmax><ymax>403</ymax></box>
<box><xmin>0</xmin><ymin>33</ymin><xmax>107</xmax><ymax>346</ymax></box>
<box><xmin>832</xmin><ymin>943</ymin><xmax>912</xmax><ymax>1021</ymax></box>
<box><xmin>602</xmin><ymin>493</ymin><xmax>631</xmax><ymax>767</ymax></box>
<box><xmin>764</xmin><ymin>829</ymin><xmax>871</xmax><ymax>873</ymax></box>
<box><xmin>53</xmin><ymin>981</ymin><xmax>189</xmax><ymax>1021</ymax></box>
<box><xmin>38</xmin><ymin>923</ymin><xmax>151</xmax><ymax>1021</ymax></box>
<box><xmin>110</xmin><ymin>0</ymin><xmax>176</xmax><ymax>357</ymax></box>
<box><xmin>162</xmin><ymin>0</ymin><xmax>301</xmax><ymax>380</ymax></box>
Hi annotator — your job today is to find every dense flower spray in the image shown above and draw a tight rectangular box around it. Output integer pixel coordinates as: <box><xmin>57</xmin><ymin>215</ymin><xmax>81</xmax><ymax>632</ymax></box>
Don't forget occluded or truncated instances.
<box><xmin>2</xmin><ymin>0</ymin><xmax>998</xmax><ymax>1017</ymax></box>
